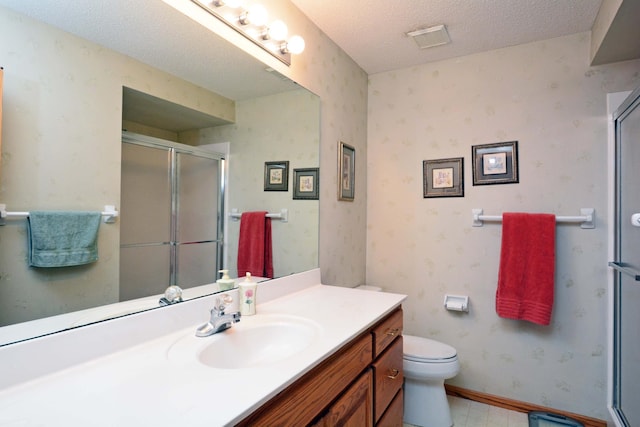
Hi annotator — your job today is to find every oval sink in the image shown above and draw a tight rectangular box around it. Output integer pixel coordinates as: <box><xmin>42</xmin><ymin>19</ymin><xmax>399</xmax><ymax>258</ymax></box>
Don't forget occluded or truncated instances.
<box><xmin>168</xmin><ymin>314</ymin><xmax>322</xmax><ymax>370</ymax></box>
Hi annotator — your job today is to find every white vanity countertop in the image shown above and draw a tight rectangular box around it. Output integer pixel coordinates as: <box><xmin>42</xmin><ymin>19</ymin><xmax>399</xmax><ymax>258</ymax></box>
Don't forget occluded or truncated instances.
<box><xmin>0</xmin><ymin>281</ymin><xmax>406</xmax><ymax>426</ymax></box>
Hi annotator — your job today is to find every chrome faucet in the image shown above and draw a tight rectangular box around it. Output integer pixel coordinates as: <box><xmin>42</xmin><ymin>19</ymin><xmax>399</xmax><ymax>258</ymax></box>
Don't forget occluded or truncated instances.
<box><xmin>196</xmin><ymin>294</ymin><xmax>241</xmax><ymax>337</ymax></box>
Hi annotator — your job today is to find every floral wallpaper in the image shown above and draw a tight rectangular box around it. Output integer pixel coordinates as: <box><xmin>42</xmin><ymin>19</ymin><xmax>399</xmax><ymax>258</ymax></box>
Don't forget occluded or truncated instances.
<box><xmin>366</xmin><ymin>32</ymin><xmax>640</xmax><ymax>419</ymax></box>
<box><xmin>5</xmin><ymin>0</ymin><xmax>640</xmax><ymax>421</ymax></box>
<box><xmin>195</xmin><ymin>89</ymin><xmax>320</xmax><ymax>279</ymax></box>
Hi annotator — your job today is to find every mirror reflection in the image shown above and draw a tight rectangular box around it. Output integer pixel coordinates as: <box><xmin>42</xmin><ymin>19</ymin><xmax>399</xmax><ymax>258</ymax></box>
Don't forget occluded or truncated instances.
<box><xmin>0</xmin><ymin>2</ymin><xmax>319</xmax><ymax>346</ymax></box>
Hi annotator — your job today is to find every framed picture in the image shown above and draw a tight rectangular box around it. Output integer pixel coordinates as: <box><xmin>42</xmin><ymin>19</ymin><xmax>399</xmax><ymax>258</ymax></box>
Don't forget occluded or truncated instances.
<box><xmin>293</xmin><ymin>168</ymin><xmax>319</xmax><ymax>200</ymax></box>
<box><xmin>423</xmin><ymin>157</ymin><xmax>464</xmax><ymax>198</ymax></box>
<box><xmin>264</xmin><ymin>161</ymin><xmax>289</xmax><ymax>191</ymax></box>
<box><xmin>338</xmin><ymin>141</ymin><xmax>355</xmax><ymax>201</ymax></box>
<box><xmin>472</xmin><ymin>141</ymin><xmax>519</xmax><ymax>185</ymax></box>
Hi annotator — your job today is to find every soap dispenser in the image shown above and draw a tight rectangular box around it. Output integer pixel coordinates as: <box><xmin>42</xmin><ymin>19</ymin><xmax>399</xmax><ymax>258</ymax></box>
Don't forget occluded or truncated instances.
<box><xmin>216</xmin><ymin>269</ymin><xmax>235</xmax><ymax>291</ymax></box>
<box><xmin>239</xmin><ymin>272</ymin><xmax>257</xmax><ymax>316</ymax></box>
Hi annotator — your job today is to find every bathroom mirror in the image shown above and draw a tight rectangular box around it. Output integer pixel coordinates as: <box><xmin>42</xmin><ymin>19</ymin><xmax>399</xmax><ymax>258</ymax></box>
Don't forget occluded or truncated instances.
<box><xmin>0</xmin><ymin>1</ymin><xmax>319</xmax><ymax>346</ymax></box>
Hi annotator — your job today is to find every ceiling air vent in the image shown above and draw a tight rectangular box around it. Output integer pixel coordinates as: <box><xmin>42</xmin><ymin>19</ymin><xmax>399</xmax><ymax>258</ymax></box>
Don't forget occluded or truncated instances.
<box><xmin>407</xmin><ymin>24</ymin><xmax>451</xmax><ymax>49</ymax></box>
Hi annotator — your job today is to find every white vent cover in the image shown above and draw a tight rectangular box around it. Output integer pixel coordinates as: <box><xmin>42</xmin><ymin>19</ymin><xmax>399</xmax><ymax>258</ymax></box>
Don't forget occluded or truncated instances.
<box><xmin>407</xmin><ymin>24</ymin><xmax>451</xmax><ymax>49</ymax></box>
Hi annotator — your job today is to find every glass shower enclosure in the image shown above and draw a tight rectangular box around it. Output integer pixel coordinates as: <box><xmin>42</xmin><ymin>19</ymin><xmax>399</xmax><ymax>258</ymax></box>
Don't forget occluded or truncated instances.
<box><xmin>119</xmin><ymin>132</ymin><xmax>224</xmax><ymax>301</ymax></box>
<box><xmin>609</xmin><ymin>87</ymin><xmax>640</xmax><ymax>427</ymax></box>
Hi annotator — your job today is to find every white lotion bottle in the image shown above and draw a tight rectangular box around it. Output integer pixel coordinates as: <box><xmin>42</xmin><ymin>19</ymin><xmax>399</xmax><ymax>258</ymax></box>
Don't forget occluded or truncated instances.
<box><xmin>239</xmin><ymin>272</ymin><xmax>257</xmax><ymax>316</ymax></box>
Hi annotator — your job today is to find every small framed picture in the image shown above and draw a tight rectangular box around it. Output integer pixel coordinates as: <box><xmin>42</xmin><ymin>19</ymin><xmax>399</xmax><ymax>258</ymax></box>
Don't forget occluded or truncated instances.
<box><xmin>423</xmin><ymin>157</ymin><xmax>464</xmax><ymax>198</ymax></box>
<box><xmin>472</xmin><ymin>141</ymin><xmax>519</xmax><ymax>185</ymax></box>
<box><xmin>338</xmin><ymin>141</ymin><xmax>355</xmax><ymax>201</ymax></box>
<box><xmin>264</xmin><ymin>161</ymin><xmax>289</xmax><ymax>191</ymax></box>
<box><xmin>293</xmin><ymin>168</ymin><xmax>319</xmax><ymax>200</ymax></box>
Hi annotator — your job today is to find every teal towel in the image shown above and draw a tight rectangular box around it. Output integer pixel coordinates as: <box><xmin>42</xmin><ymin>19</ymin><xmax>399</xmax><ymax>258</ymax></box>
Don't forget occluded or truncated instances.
<box><xmin>28</xmin><ymin>211</ymin><xmax>102</xmax><ymax>267</ymax></box>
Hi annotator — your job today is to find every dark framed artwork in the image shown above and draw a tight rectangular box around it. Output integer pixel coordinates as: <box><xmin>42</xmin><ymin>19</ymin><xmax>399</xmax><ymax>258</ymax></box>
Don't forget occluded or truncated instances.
<box><xmin>293</xmin><ymin>168</ymin><xmax>319</xmax><ymax>200</ymax></box>
<box><xmin>264</xmin><ymin>161</ymin><xmax>289</xmax><ymax>191</ymax></box>
<box><xmin>338</xmin><ymin>141</ymin><xmax>355</xmax><ymax>201</ymax></box>
<box><xmin>472</xmin><ymin>141</ymin><xmax>519</xmax><ymax>185</ymax></box>
<box><xmin>423</xmin><ymin>157</ymin><xmax>464</xmax><ymax>198</ymax></box>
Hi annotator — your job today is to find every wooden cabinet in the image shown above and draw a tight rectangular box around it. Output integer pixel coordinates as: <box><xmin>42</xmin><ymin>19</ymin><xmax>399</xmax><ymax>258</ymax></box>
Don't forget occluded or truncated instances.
<box><xmin>237</xmin><ymin>332</ymin><xmax>373</xmax><ymax>426</ymax></box>
<box><xmin>312</xmin><ymin>369</ymin><xmax>374</xmax><ymax>427</ymax></box>
<box><xmin>237</xmin><ymin>307</ymin><xmax>403</xmax><ymax>427</ymax></box>
<box><xmin>372</xmin><ymin>308</ymin><xmax>404</xmax><ymax>425</ymax></box>
<box><xmin>373</xmin><ymin>336</ymin><xmax>404</xmax><ymax>423</ymax></box>
<box><xmin>372</xmin><ymin>308</ymin><xmax>403</xmax><ymax>358</ymax></box>
<box><xmin>377</xmin><ymin>388</ymin><xmax>404</xmax><ymax>427</ymax></box>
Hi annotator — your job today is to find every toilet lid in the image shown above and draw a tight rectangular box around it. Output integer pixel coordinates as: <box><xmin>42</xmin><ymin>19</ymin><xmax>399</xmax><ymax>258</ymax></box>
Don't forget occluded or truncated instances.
<box><xmin>403</xmin><ymin>335</ymin><xmax>457</xmax><ymax>362</ymax></box>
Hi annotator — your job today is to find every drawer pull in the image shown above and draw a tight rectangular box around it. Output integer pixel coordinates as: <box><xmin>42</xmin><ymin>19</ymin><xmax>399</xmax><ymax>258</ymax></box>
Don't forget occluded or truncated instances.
<box><xmin>387</xmin><ymin>369</ymin><xmax>400</xmax><ymax>380</ymax></box>
<box><xmin>386</xmin><ymin>328</ymin><xmax>400</xmax><ymax>337</ymax></box>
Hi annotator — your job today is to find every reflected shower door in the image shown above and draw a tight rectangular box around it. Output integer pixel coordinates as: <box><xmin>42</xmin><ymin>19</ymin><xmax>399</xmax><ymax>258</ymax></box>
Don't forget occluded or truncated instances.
<box><xmin>175</xmin><ymin>151</ymin><xmax>223</xmax><ymax>287</ymax></box>
<box><xmin>120</xmin><ymin>142</ymin><xmax>172</xmax><ymax>300</ymax></box>
<box><xmin>120</xmin><ymin>135</ymin><xmax>224</xmax><ymax>302</ymax></box>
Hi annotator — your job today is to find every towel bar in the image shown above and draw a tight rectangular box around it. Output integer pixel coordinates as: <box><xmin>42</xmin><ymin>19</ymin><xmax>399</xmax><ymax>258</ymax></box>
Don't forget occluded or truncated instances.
<box><xmin>0</xmin><ymin>204</ymin><xmax>119</xmax><ymax>224</ymax></box>
<box><xmin>472</xmin><ymin>208</ymin><xmax>595</xmax><ymax>229</ymax></box>
<box><xmin>229</xmin><ymin>208</ymin><xmax>288</xmax><ymax>223</ymax></box>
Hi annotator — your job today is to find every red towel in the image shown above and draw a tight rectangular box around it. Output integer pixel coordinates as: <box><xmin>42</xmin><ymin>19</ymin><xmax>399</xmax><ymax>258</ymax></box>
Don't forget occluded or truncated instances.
<box><xmin>496</xmin><ymin>213</ymin><xmax>556</xmax><ymax>325</ymax></box>
<box><xmin>237</xmin><ymin>211</ymin><xmax>274</xmax><ymax>279</ymax></box>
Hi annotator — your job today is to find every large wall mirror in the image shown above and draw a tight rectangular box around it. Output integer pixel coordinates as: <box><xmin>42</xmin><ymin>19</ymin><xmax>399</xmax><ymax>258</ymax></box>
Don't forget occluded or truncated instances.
<box><xmin>0</xmin><ymin>1</ymin><xmax>319</xmax><ymax>346</ymax></box>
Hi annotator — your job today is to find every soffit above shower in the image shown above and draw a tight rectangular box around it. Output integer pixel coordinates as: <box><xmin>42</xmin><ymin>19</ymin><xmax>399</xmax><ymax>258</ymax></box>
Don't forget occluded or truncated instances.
<box><xmin>123</xmin><ymin>88</ymin><xmax>233</xmax><ymax>133</ymax></box>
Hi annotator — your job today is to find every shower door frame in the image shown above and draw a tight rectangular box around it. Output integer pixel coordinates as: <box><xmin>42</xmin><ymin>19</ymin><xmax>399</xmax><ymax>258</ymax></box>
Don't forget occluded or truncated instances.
<box><xmin>608</xmin><ymin>87</ymin><xmax>640</xmax><ymax>427</ymax></box>
<box><xmin>121</xmin><ymin>131</ymin><xmax>226</xmax><ymax>291</ymax></box>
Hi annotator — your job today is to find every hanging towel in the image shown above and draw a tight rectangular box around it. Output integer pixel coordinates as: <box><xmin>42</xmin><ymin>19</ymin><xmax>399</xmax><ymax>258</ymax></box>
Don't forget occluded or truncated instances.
<box><xmin>496</xmin><ymin>212</ymin><xmax>556</xmax><ymax>325</ymax></box>
<box><xmin>237</xmin><ymin>211</ymin><xmax>274</xmax><ymax>278</ymax></box>
<box><xmin>28</xmin><ymin>211</ymin><xmax>102</xmax><ymax>268</ymax></box>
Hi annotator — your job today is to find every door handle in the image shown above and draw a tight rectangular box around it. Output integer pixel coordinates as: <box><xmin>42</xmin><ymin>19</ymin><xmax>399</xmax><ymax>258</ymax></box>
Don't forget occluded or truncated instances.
<box><xmin>609</xmin><ymin>262</ymin><xmax>640</xmax><ymax>281</ymax></box>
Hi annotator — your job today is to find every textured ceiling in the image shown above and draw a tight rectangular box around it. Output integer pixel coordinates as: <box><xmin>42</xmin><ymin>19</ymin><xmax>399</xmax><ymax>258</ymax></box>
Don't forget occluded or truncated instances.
<box><xmin>290</xmin><ymin>0</ymin><xmax>604</xmax><ymax>74</ymax></box>
<box><xmin>0</xmin><ymin>0</ymin><xmax>614</xmax><ymax>92</ymax></box>
<box><xmin>0</xmin><ymin>0</ymin><xmax>299</xmax><ymax>101</ymax></box>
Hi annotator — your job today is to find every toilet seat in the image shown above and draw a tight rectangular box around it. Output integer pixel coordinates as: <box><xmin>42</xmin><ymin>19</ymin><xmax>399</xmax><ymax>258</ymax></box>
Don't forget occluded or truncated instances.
<box><xmin>403</xmin><ymin>334</ymin><xmax>457</xmax><ymax>363</ymax></box>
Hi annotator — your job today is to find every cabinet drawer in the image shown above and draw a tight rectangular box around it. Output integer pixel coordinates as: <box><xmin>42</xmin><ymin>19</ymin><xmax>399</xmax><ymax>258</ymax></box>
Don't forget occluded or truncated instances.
<box><xmin>372</xmin><ymin>336</ymin><xmax>403</xmax><ymax>422</ymax></box>
<box><xmin>372</xmin><ymin>308</ymin><xmax>403</xmax><ymax>358</ymax></box>
<box><xmin>376</xmin><ymin>388</ymin><xmax>403</xmax><ymax>427</ymax></box>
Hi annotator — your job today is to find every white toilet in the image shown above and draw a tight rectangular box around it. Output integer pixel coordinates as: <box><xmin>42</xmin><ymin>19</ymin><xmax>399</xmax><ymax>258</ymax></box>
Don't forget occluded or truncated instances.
<box><xmin>403</xmin><ymin>334</ymin><xmax>459</xmax><ymax>427</ymax></box>
<box><xmin>355</xmin><ymin>285</ymin><xmax>460</xmax><ymax>427</ymax></box>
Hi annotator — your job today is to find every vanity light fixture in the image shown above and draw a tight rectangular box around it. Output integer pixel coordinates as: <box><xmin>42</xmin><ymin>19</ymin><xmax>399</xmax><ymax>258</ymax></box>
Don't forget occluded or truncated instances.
<box><xmin>192</xmin><ymin>0</ymin><xmax>305</xmax><ymax>66</ymax></box>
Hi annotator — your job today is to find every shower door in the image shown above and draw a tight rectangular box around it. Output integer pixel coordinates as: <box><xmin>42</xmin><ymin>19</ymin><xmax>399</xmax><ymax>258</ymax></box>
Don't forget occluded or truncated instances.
<box><xmin>610</xmin><ymin>87</ymin><xmax>640</xmax><ymax>427</ymax></box>
<box><xmin>120</xmin><ymin>133</ymin><xmax>224</xmax><ymax>301</ymax></box>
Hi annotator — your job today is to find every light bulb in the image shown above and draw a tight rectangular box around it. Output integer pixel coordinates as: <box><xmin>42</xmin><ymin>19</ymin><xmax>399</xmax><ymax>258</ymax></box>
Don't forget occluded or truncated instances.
<box><xmin>247</xmin><ymin>4</ymin><xmax>268</xmax><ymax>27</ymax></box>
<box><xmin>286</xmin><ymin>35</ymin><xmax>305</xmax><ymax>55</ymax></box>
<box><xmin>225</xmin><ymin>0</ymin><xmax>243</xmax><ymax>8</ymax></box>
<box><xmin>267</xmin><ymin>20</ymin><xmax>288</xmax><ymax>40</ymax></box>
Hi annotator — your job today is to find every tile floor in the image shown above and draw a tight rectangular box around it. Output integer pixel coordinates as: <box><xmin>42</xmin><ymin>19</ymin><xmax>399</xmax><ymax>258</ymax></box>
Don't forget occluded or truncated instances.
<box><xmin>404</xmin><ymin>395</ymin><xmax>530</xmax><ymax>427</ymax></box>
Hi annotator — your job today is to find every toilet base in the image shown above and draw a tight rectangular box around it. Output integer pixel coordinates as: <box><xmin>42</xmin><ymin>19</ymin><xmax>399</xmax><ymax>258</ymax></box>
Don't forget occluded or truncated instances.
<box><xmin>403</xmin><ymin>377</ymin><xmax>453</xmax><ymax>427</ymax></box>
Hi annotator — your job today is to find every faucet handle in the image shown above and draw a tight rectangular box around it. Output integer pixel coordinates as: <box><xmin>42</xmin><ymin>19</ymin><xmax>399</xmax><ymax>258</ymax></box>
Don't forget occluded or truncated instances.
<box><xmin>213</xmin><ymin>294</ymin><xmax>234</xmax><ymax>312</ymax></box>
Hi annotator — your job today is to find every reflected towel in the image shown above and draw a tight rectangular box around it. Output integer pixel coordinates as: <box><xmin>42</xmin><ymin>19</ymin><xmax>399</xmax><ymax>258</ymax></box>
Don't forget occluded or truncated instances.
<box><xmin>496</xmin><ymin>213</ymin><xmax>556</xmax><ymax>325</ymax></box>
<box><xmin>28</xmin><ymin>211</ymin><xmax>101</xmax><ymax>267</ymax></box>
<box><xmin>237</xmin><ymin>211</ymin><xmax>273</xmax><ymax>278</ymax></box>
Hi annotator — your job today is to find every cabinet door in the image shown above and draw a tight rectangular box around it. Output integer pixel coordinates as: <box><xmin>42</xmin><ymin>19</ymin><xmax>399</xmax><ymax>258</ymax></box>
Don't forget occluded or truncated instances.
<box><xmin>313</xmin><ymin>369</ymin><xmax>373</xmax><ymax>427</ymax></box>
<box><xmin>373</xmin><ymin>336</ymin><xmax>404</xmax><ymax>422</ymax></box>
<box><xmin>377</xmin><ymin>388</ymin><xmax>403</xmax><ymax>427</ymax></box>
